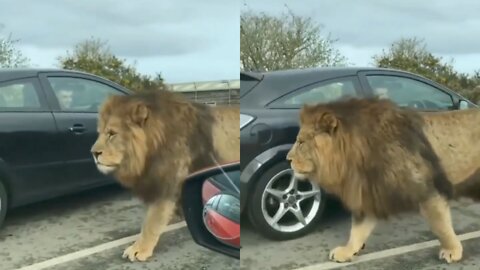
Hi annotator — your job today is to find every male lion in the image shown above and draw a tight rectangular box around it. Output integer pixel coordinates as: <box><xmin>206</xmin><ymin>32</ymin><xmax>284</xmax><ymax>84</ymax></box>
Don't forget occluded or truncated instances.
<box><xmin>90</xmin><ymin>90</ymin><xmax>239</xmax><ymax>262</ymax></box>
<box><xmin>286</xmin><ymin>97</ymin><xmax>480</xmax><ymax>264</ymax></box>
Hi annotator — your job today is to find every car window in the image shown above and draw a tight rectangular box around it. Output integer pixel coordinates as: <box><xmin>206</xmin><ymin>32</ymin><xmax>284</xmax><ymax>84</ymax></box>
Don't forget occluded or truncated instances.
<box><xmin>47</xmin><ymin>77</ymin><xmax>123</xmax><ymax>112</ymax></box>
<box><xmin>0</xmin><ymin>80</ymin><xmax>41</xmax><ymax>110</ymax></box>
<box><xmin>205</xmin><ymin>193</ymin><xmax>240</xmax><ymax>223</ymax></box>
<box><xmin>365</xmin><ymin>75</ymin><xmax>454</xmax><ymax>110</ymax></box>
<box><xmin>269</xmin><ymin>77</ymin><xmax>361</xmax><ymax>108</ymax></box>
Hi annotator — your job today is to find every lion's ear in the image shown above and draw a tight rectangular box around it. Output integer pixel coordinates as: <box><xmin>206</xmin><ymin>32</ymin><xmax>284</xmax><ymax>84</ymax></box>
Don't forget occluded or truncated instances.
<box><xmin>315</xmin><ymin>112</ymin><xmax>338</xmax><ymax>134</ymax></box>
<box><xmin>131</xmin><ymin>103</ymin><xmax>149</xmax><ymax>126</ymax></box>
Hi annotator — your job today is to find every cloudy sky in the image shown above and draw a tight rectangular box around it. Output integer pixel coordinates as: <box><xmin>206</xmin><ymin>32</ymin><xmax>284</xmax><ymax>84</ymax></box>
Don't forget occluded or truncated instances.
<box><xmin>242</xmin><ymin>0</ymin><xmax>480</xmax><ymax>75</ymax></box>
<box><xmin>2</xmin><ymin>1</ymin><xmax>479</xmax><ymax>84</ymax></box>
<box><xmin>0</xmin><ymin>0</ymin><xmax>239</xmax><ymax>83</ymax></box>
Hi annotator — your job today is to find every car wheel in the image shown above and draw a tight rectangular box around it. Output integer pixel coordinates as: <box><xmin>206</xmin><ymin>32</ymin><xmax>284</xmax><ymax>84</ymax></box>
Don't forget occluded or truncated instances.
<box><xmin>0</xmin><ymin>181</ymin><xmax>7</xmax><ymax>229</ymax></box>
<box><xmin>248</xmin><ymin>161</ymin><xmax>326</xmax><ymax>240</ymax></box>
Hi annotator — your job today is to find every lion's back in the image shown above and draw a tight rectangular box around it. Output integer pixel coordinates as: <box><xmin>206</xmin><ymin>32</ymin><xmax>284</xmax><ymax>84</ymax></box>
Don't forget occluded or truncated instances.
<box><xmin>211</xmin><ymin>105</ymin><xmax>240</xmax><ymax>162</ymax></box>
<box><xmin>421</xmin><ymin>108</ymin><xmax>480</xmax><ymax>185</ymax></box>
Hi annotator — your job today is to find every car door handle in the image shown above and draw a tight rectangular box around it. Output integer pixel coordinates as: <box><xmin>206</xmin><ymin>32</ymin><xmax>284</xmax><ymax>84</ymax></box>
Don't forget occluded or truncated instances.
<box><xmin>69</xmin><ymin>124</ymin><xmax>86</xmax><ymax>134</ymax></box>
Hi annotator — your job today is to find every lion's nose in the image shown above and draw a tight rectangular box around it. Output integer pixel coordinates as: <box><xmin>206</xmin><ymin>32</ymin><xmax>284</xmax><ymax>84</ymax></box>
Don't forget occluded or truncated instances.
<box><xmin>92</xmin><ymin>151</ymin><xmax>102</xmax><ymax>160</ymax></box>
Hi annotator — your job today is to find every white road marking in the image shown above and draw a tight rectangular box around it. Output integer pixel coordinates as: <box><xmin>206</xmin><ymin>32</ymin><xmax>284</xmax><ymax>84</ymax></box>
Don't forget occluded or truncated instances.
<box><xmin>15</xmin><ymin>221</ymin><xmax>187</xmax><ymax>270</ymax></box>
<box><xmin>292</xmin><ymin>229</ymin><xmax>480</xmax><ymax>270</ymax></box>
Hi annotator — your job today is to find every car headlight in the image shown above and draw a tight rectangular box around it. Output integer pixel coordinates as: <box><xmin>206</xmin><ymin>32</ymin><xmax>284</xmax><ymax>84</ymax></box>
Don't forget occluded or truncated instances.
<box><xmin>240</xmin><ymin>113</ymin><xmax>254</xmax><ymax>130</ymax></box>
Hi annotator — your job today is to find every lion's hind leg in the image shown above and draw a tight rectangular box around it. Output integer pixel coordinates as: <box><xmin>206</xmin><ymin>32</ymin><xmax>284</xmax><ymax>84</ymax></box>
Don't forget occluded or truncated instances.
<box><xmin>419</xmin><ymin>194</ymin><xmax>462</xmax><ymax>263</ymax></box>
<box><xmin>329</xmin><ymin>214</ymin><xmax>376</xmax><ymax>263</ymax></box>
<box><xmin>123</xmin><ymin>198</ymin><xmax>176</xmax><ymax>262</ymax></box>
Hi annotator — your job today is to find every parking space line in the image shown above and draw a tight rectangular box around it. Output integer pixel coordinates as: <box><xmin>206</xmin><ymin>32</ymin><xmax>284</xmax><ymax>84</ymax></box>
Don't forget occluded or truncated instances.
<box><xmin>292</xmin><ymin>229</ymin><xmax>480</xmax><ymax>270</ymax></box>
<box><xmin>14</xmin><ymin>221</ymin><xmax>187</xmax><ymax>270</ymax></box>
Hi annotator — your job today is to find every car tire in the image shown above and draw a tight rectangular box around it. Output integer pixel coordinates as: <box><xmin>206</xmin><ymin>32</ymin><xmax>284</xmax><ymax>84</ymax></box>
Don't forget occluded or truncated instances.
<box><xmin>247</xmin><ymin>161</ymin><xmax>326</xmax><ymax>240</ymax></box>
<box><xmin>0</xmin><ymin>181</ymin><xmax>7</xmax><ymax>229</ymax></box>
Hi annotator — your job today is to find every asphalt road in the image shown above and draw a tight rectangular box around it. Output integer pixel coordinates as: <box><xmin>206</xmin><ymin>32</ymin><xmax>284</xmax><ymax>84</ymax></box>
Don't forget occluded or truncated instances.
<box><xmin>241</xmin><ymin>199</ymin><xmax>480</xmax><ymax>270</ymax></box>
<box><xmin>6</xmin><ymin>185</ymin><xmax>480</xmax><ymax>270</ymax></box>
<box><xmin>0</xmin><ymin>184</ymin><xmax>239</xmax><ymax>270</ymax></box>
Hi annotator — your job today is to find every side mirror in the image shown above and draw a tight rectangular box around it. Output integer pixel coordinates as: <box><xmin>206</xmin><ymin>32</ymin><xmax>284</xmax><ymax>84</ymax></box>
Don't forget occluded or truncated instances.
<box><xmin>181</xmin><ymin>161</ymin><xmax>240</xmax><ymax>259</ymax></box>
<box><xmin>458</xmin><ymin>99</ymin><xmax>470</xmax><ymax>110</ymax></box>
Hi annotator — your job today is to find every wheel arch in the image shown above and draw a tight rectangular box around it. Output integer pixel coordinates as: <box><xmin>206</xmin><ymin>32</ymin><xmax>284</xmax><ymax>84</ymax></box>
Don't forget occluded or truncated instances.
<box><xmin>240</xmin><ymin>144</ymin><xmax>293</xmax><ymax>213</ymax></box>
<box><xmin>0</xmin><ymin>158</ymin><xmax>13</xmax><ymax>208</ymax></box>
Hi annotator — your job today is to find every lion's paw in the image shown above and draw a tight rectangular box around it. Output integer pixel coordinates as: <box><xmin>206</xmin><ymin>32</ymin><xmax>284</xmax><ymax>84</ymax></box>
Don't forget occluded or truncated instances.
<box><xmin>328</xmin><ymin>243</ymin><xmax>365</xmax><ymax>263</ymax></box>
<box><xmin>439</xmin><ymin>245</ymin><xmax>462</xmax><ymax>263</ymax></box>
<box><xmin>329</xmin><ymin>246</ymin><xmax>356</xmax><ymax>263</ymax></box>
<box><xmin>122</xmin><ymin>241</ymin><xmax>153</xmax><ymax>262</ymax></box>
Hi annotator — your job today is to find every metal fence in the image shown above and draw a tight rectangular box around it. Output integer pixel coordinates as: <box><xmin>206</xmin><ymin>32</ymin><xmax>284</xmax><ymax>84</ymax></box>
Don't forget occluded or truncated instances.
<box><xmin>168</xmin><ymin>79</ymin><xmax>240</xmax><ymax>106</ymax></box>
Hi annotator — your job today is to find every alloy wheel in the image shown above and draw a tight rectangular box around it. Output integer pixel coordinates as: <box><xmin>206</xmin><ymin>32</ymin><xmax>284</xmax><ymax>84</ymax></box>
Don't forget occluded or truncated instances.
<box><xmin>261</xmin><ymin>169</ymin><xmax>321</xmax><ymax>233</ymax></box>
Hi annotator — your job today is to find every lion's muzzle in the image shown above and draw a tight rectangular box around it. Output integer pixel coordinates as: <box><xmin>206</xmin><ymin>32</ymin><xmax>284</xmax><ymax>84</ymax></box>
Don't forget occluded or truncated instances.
<box><xmin>92</xmin><ymin>150</ymin><xmax>101</xmax><ymax>160</ymax></box>
<box><xmin>96</xmin><ymin>163</ymin><xmax>116</xmax><ymax>175</ymax></box>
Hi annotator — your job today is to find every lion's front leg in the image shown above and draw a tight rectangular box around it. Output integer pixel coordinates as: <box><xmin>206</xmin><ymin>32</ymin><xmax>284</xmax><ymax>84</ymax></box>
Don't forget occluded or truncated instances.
<box><xmin>123</xmin><ymin>199</ymin><xmax>176</xmax><ymax>262</ymax></box>
<box><xmin>329</xmin><ymin>214</ymin><xmax>376</xmax><ymax>263</ymax></box>
<box><xmin>419</xmin><ymin>194</ymin><xmax>462</xmax><ymax>263</ymax></box>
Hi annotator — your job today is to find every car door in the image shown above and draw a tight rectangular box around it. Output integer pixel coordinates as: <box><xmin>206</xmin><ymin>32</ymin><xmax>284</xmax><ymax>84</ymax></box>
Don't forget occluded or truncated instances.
<box><xmin>39</xmin><ymin>73</ymin><xmax>128</xmax><ymax>189</ymax></box>
<box><xmin>0</xmin><ymin>77</ymin><xmax>68</xmax><ymax>206</ymax></box>
<box><xmin>358</xmin><ymin>72</ymin><xmax>456</xmax><ymax>111</ymax></box>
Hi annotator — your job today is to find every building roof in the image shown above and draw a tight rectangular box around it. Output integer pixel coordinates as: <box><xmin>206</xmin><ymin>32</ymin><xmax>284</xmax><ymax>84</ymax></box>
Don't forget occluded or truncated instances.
<box><xmin>168</xmin><ymin>79</ymin><xmax>239</xmax><ymax>92</ymax></box>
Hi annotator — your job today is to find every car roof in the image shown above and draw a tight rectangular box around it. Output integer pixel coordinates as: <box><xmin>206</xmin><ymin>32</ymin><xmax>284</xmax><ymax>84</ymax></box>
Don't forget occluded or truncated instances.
<box><xmin>0</xmin><ymin>68</ymin><xmax>133</xmax><ymax>94</ymax></box>
<box><xmin>240</xmin><ymin>66</ymin><xmax>423</xmax><ymax>106</ymax></box>
<box><xmin>0</xmin><ymin>68</ymin><xmax>104</xmax><ymax>81</ymax></box>
<box><xmin>242</xmin><ymin>66</ymin><xmax>410</xmax><ymax>79</ymax></box>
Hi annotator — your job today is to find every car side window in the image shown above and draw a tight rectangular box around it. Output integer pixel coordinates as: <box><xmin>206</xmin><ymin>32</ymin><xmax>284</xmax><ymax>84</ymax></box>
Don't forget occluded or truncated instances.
<box><xmin>269</xmin><ymin>77</ymin><xmax>361</xmax><ymax>108</ymax></box>
<box><xmin>0</xmin><ymin>79</ymin><xmax>41</xmax><ymax>111</ymax></box>
<box><xmin>365</xmin><ymin>75</ymin><xmax>454</xmax><ymax>110</ymax></box>
<box><xmin>47</xmin><ymin>77</ymin><xmax>124</xmax><ymax>112</ymax></box>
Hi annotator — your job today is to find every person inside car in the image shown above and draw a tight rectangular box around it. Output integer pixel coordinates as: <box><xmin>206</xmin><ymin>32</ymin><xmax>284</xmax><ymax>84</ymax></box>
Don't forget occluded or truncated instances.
<box><xmin>57</xmin><ymin>88</ymin><xmax>74</xmax><ymax>109</ymax></box>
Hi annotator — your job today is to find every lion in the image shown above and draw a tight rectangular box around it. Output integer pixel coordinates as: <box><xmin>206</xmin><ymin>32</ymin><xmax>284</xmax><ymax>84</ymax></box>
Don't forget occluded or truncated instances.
<box><xmin>90</xmin><ymin>90</ymin><xmax>239</xmax><ymax>262</ymax></box>
<box><xmin>286</xmin><ymin>97</ymin><xmax>480</xmax><ymax>264</ymax></box>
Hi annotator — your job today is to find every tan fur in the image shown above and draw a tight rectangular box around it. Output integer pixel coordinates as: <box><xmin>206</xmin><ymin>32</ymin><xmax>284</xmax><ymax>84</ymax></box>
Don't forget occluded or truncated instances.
<box><xmin>329</xmin><ymin>216</ymin><xmax>376</xmax><ymax>262</ymax></box>
<box><xmin>421</xmin><ymin>109</ymin><xmax>480</xmax><ymax>186</ymax></box>
<box><xmin>286</xmin><ymin>97</ymin><xmax>480</xmax><ymax>263</ymax></box>
<box><xmin>212</xmin><ymin>106</ymin><xmax>241</xmax><ymax>162</ymax></box>
<box><xmin>90</xmin><ymin>90</ymin><xmax>239</xmax><ymax>261</ymax></box>
<box><xmin>419</xmin><ymin>195</ymin><xmax>462</xmax><ymax>263</ymax></box>
<box><xmin>122</xmin><ymin>199</ymin><xmax>176</xmax><ymax>261</ymax></box>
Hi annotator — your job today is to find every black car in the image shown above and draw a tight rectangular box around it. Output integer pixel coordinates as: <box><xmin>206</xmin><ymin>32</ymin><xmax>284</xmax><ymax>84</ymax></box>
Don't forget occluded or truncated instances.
<box><xmin>240</xmin><ymin>66</ymin><xmax>477</xmax><ymax>240</ymax></box>
<box><xmin>0</xmin><ymin>68</ymin><xmax>132</xmax><ymax>227</ymax></box>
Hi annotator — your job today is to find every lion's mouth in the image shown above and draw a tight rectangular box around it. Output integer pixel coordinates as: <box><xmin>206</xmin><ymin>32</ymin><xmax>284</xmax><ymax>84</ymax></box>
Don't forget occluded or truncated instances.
<box><xmin>293</xmin><ymin>171</ymin><xmax>309</xmax><ymax>180</ymax></box>
<box><xmin>290</xmin><ymin>164</ymin><xmax>310</xmax><ymax>180</ymax></box>
<box><xmin>95</xmin><ymin>162</ymin><xmax>118</xmax><ymax>175</ymax></box>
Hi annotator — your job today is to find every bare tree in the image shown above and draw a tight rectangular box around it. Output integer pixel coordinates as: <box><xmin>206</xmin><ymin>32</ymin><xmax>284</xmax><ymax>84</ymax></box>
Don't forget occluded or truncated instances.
<box><xmin>0</xmin><ymin>26</ymin><xmax>30</xmax><ymax>68</ymax></box>
<box><xmin>240</xmin><ymin>8</ymin><xmax>347</xmax><ymax>72</ymax></box>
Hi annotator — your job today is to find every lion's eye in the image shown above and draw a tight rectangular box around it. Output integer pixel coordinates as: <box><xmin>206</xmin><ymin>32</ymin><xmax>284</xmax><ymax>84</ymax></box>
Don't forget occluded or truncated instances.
<box><xmin>107</xmin><ymin>130</ymin><xmax>117</xmax><ymax>139</ymax></box>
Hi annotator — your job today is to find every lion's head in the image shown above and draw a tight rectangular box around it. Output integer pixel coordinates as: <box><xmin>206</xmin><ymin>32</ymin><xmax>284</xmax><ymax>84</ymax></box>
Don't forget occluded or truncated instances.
<box><xmin>90</xmin><ymin>95</ymin><xmax>152</xmax><ymax>179</ymax></box>
<box><xmin>287</xmin><ymin>97</ymin><xmax>415</xmax><ymax>185</ymax></box>
<box><xmin>90</xmin><ymin>90</ymin><xmax>209</xmax><ymax>185</ymax></box>
<box><xmin>90</xmin><ymin>90</ymin><xmax>218</xmax><ymax>203</ymax></box>
<box><xmin>90</xmin><ymin>91</ymin><xmax>191</xmax><ymax>180</ymax></box>
<box><xmin>286</xmin><ymin>103</ymin><xmax>340</xmax><ymax>183</ymax></box>
<box><xmin>287</xmin><ymin>98</ymin><xmax>409</xmax><ymax>185</ymax></box>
